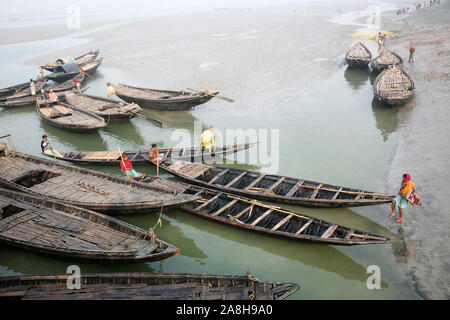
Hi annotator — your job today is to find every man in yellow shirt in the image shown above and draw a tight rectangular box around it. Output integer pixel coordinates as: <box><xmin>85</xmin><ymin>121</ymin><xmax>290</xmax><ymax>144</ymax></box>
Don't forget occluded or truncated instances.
<box><xmin>106</xmin><ymin>83</ymin><xmax>116</xmax><ymax>99</ymax></box>
<box><xmin>200</xmin><ymin>126</ymin><xmax>215</xmax><ymax>152</ymax></box>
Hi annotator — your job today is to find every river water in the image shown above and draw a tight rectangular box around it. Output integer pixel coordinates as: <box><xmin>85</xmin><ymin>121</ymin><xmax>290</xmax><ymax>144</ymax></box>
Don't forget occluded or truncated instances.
<box><xmin>0</xmin><ymin>0</ymin><xmax>425</xmax><ymax>299</ymax></box>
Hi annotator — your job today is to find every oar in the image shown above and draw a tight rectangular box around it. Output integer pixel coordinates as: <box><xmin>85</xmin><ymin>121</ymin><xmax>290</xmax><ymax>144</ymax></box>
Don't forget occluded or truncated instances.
<box><xmin>130</xmin><ymin>110</ymin><xmax>163</xmax><ymax>128</ymax></box>
<box><xmin>186</xmin><ymin>88</ymin><xmax>234</xmax><ymax>103</ymax></box>
<box><xmin>118</xmin><ymin>146</ymin><xmax>130</xmax><ymax>180</ymax></box>
<box><xmin>47</xmin><ymin>140</ymin><xmax>59</xmax><ymax>162</ymax></box>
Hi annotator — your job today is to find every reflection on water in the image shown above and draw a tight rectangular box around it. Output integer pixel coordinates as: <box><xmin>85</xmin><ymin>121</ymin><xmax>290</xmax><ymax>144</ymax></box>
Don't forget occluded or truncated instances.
<box><xmin>123</xmin><ymin>214</ymin><xmax>208</xmax><ymax>262</ymax></box>
<box><xmin>371</xmin><ymin>97</ymin><xmax>399</xmax><ymax>142</ymax></box>
<box><xmin>389</xmin><ymin>226</ymin><xmax>419</xmax><ymax>264</ymax></box>
<box><xmin>102</xmin><ymin>120</ymin><xmax>145</xmax><ymax>146</ymax></box>
<box><xmin>0</xmin><ymin>244</ymin><xmax>155</xmax><ymax>276</ymax></box>
<box><xmin>344</xmin><ymin>67</ymin><xmax>370</xmax><ymax>90</ymax></box>
<box><xmin>39</xmin><ymin>119</ymin><xmax>109</xmax><ymax>151</ymax></box>
<box><xmin>140</xmin><ymin>109</ymin><xmax>207</xmax><ymax>133</ymax></box>
<box><xmin>167</xmin><ymin>209</ymin><xmax>388</xmax><ymax>285</ymax></box>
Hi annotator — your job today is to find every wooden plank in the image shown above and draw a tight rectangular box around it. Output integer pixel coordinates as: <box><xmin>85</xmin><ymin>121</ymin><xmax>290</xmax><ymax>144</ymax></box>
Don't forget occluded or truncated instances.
<box><xmin>207</xmin><ymin>169</ymin><xmax>229</xmax><ymax>185</ymax></box>
<box><xmin>195</xmin><ymin>194</ymin><xmax>221</xmax><ymax>211</ymax></box>
<box><xmin>271</xmin><ymin>214</ymin><xmax>293</xmax><ymax>232</ymax></box>
<box><xmin>233</xmin><ymin>205</ymin><xmax>253</xmax><ymax>220</ymax></box>
<box><xmin>295</xmin><ymin>219</ymin><xmax>313</xmax><ymax>235</ymax></box>
<box><xmin>285</xmin><ymin>180</ymin><xmax>303</xmax><ymax>197</ymax></box>
<box><xmin>331</xmin><ymin>187</ymin><xmax>344</xmax><ymax>200</ymax></box>
<box><xmin>344</xmin><ymin>229</ymin><xmax>355</xmax><ymax>239</ymax></box>
<box><xmin>250</xmin><ymin>209</ymin><xmax>273</xmax><ymax>226</ymax></box>
<box><xmin>244</xmin><ymin>175</ymin><xmax>266</xmax><ymax>190</ymax></box>
<box><xmin>320</xmin><ymin>225</ymin><xmax>338</xmax><ymax>239</ymax></box>
<box><xmin>210</xmin><ymin>199</ymin><xmax>238</xmax><ymax>217</ymax></box>
<box><xmin>267</xmin><ymin>176</ymin><xmax>286</xmax><ymax>191</ymax></box>
<box><xmin>224</xmin><ymin>172</ymin><xmax>246</xmax><ymax>188</ymax></box>
<box><xmin>310</xmin><ymin>183</ymin><xmax>323</xmax><ymax>199</ymax></box>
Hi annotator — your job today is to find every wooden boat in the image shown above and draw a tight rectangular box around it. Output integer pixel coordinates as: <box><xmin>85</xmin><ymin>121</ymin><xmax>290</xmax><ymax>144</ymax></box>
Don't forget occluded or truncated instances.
<box><xmin>40</xmin><ymin>142</ymin><xmax>259</xmax><ymax>165</ymax></box>
<box><xmin>0</xmin><ymin>272</ymin><xmax>298</xmax><ymax>300</ymax></box>
<box><xmin>48</xmin><ymin>74</ymin><xmax>85</xmax><ymax>92</ymax></box>
<box><xmin>111</xmin><ymin>83</ymin><xmax>218</xmax><ymax>111</ymax></box>
<box><xmin>0</xmin><ymin>188</ymin><xmax>179</xmax><ymax>262</ymax></box>
<box><xmin>0</xmin><ymin>151</ymin><xmax>199</xmax><ymax>214</ymax></box>
<box><xmin>151</xmin><ymin>159</ymin><xmax>394</xmax><ymax>208</ymax></box>
<box><xmin>138</xmin><ymin>177</ymin><xmax>391</xmax><ymax>245</ymax></box>
<box><xmin>45</xmin><ymin>58</ymin><xmax>102</xmax><ymax>83</ymax></box>
<box><xmin>370</xmin><ymin>50</ymin><xmax>403</xmax><ymax>73</ymax></box>
<box><xmin>64</xmin><ymin>91</ymin><xmax>142</xmax><ymax>120</ymax></box>
<box><xmin>373</xmin><ymin>66</ymin><xmax>415</xmax><ymax>106</ymax></box>
<box><xmin>345</xmin><ymin>42</ymin><xmax>372</xmax><ymax>68</ymax></box>
<box><xmin>0</xmin><ymin>78</ymin><xmax>47</xmax><ymax>102</ymax></box>
<box><xmin>36</xmin><ymin>101</ymin><xmax>107</xmax><ymax>132</ymax></box>
<box><xmin>0</xmin><ymin>81</ymin><xmax>32</xmax><ymax>100</ymax></box>
<box><xmin>41</xmin><ymin>50</ymin><xmax>99</xmax><ymax>72</ymax></box>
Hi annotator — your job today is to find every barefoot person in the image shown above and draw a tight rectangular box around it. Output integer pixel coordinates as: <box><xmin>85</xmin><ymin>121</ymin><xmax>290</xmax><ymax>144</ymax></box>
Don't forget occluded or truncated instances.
<box><xmin>390</xmin><ymin>173</ymin><xmax>422</xmax><ymax>223</ymax></box>
<box><xmin>106</xmin><ymin>83</ymin><xmax>116</xmax><ymax>99</ymax></box>
<box><xmin>120</xmin><ymin>153</ymin><xmax>146</xmax><ymax>180</ymax></box>
<box><xmin>30</xmin><ymin>79</ymin><xmax>36</xmax><ymax>99</ymax></box>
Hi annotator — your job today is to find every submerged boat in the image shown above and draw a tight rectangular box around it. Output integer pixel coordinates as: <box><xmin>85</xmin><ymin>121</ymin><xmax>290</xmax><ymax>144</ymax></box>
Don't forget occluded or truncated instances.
<box><xmin>0</xmin><ymin>272</ymin><xmax>298</xmax><ymax>300</ymax></box>
<box><xmin>111</xmin><ymin>83</ymin><xmax>218</xmax><ymax>111</ymax></box>
<box><xmin>373</xmin><ymin>66</ymin><xmax>415</xmax><ymax>106</ymax></box>
<box><xmin>0</xmin><ymin>188</ymin><xmax>179</xmax><ymax>262</ymax></box>
<box><xmin>41</xmin><ymin>50</ymin><xmax>99</xmax><ymax>72</ymax></box>
<box><xmin>345</xmin><ymin>42</ymin><xmax>372</xmax><ymax>68</ymax></box>
<box><xmin>64</xmin><ymin>91</ymin><xmax>142</xmax><ymax>120</ymax></box>
<box><xmin>0</xmin><ymin>151</ymin><xmax>199</xmax><ymax>214</ymax></box>
<box><xmin>370</xmin><ymin>50</ymin><xmax>403</xmax><ymax>73</ymax></box>
<box><xmin>40</xmin><ymin>142</ymin><xmax>258</xmax><ymax>165</ymax></box>
<box><xmin>36</xmin><ymin>101</ymin><xmax>107</xmax><ymax>132</ymax></box>
<box><xmin>138</xmin><ymin>177</ymin><xmax>391</xmax><ymax>245</ymax></box>
<box><xmin>151</xmin><ymin>159</ymin><xmax>394</xmax><ymax>208</ymax></box>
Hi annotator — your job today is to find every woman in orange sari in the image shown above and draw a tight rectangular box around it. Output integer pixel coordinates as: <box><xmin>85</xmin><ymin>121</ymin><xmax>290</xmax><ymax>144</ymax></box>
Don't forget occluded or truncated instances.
<box><xmin>390</xmin><ymin>173</ymin><xmax>414</xmax><ymax>223</ymax></box>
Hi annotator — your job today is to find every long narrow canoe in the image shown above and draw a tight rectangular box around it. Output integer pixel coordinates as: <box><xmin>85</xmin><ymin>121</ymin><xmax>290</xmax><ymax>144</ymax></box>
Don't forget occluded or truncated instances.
<box><xmin>111</xmin><ymin>83</ymin><xmax>217</xmax><ymax>111</ymax></box>
<box><xmin>0</xmin><ymin>272</ymin><xmax>298</xmax><ymax>300</ymax></box>
<box><xmin>0</xmin><ymin>188</ymin><xmax>179</xmax><ymax>262</ymax></box>
<box><xmin>152</xmin><ymin>159</ymin><xmax>394</xmax><ymax>208</ymax></box>
<box><xmin>36</xmin><ymin>101</ymin><xmax>107</xmax><ymax>132</ymax></box>
<box><xmin>0</xmin><ymin>81</ymin><xmax>30</xmax><ymax>99</ymax></box>
<box><xmin>0</xmin><ymin>151</ymin><xmax>199</xmax><ymax>214</ymax></box>
<box><xmin>64</xmin><ymin>91</ymin><xmax>142</xmax><ymax>120</ymax></box>
<box><xmin>138</xmin><ymin>177</ymin><xmax>391</xmax><ymax>245</ymax></box>
<box><xmin>370</xmin><ymin>50</ymin><xmax>403</xmax><ymax>73</ymax></box>
<box><xmin>345</xmin><ymin>42</ymin><xmax>372</xmax><ymax>68</ymax></box>
<box><xmin>41</xmin><ymin>50</ymin><xmax>99</xmax><ymax>72</ymax></box>
<box><xmin>40</xmin><ymin>142</ymin><xmax>259</xmax><ymax>165</ymax></box>
<box><xmin>373</xmin><ymin>66</ymin><xmax>415</xmax><ymax>106</ymax></box>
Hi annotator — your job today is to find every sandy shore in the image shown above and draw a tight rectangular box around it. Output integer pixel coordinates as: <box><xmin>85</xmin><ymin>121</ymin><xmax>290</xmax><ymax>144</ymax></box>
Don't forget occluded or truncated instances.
<box><xmin>385</xmin><ymin>2</ymin><xmax>450</xmax><ymax>299</ymax></box>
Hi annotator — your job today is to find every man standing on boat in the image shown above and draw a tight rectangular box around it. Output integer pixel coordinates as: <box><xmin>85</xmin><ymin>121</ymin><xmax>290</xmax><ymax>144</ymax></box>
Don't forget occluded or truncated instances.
<box><xmin>201</xmin><ymin>126</ymin><xmax>215</xmax><ymax>153</ymax></box>
<box><xmin>106</xmin><ymin>83</ymin><xmax>116</xmax><ymax>99</ymax></box>
<box><xmin>408</xmin><ymin>42</ymin><xmax>415</xmax><ymax>63</ymax></box>
<box><xmin>30</xmin><ymin>79</ymin><xmax>36</xmax><ymax>99</ymax></box>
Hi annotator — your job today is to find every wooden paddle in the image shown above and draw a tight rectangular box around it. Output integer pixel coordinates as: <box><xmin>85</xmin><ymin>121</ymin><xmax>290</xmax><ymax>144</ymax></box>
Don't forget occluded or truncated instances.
<box><xmin>130</xmin><ymin>110</ymin><xmax>163</xmax><ymax>128</ymax></box>
<box><xmin>118</xmin><ymin>146</ymin><xmax>130</xmax><ymax>180</ymax></box>
<box><xmin>186</xmin><ymin>88</ymin><xmax>234</xmax><ymax>103</ymax></box>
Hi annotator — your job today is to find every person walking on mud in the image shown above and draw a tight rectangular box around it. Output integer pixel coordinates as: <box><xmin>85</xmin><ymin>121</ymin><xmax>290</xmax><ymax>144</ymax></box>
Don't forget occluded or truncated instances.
<box><xmin>408</xmin><ymin>42</ymin><xmax>415</xmax><ymax>63</ymax></box>
<box><xmin>390</xmin><ymin>173</ymin><xmax>422</xmax><ymax>223</ymax></box>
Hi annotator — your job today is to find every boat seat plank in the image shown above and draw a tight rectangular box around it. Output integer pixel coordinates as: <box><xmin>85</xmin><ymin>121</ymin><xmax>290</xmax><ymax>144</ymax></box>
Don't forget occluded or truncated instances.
<box><xmin>195</xmin><ymin>194</ymin><xmax>221</xmax><ymax>211</ymax></box>
<box><xmin>250</xmin><ymin>209</ymin><xmax>273</xmax><ymax>226</ymax></box>
<box><xmin>285</xmin><ymin>180</ymin><xmax>304</xmax><ymax>197</ymax></box>
<box><xmin>208</xmin><ymin>169</ymin><xmax>229</xmax><ymax>185</ymax></box>
<box><xmin>244</xmin><ymin>175</ymin><xmax>266</xmax><ymax>190</ymax></box>
<box><xmin>310</xmin><ymin>184</ymin><xmax>323</xmax><ymax>199</ymax></box>
<box><xmin>210</xmin><ymin>199</ymin><xmax>238</xmax><ymax>217</ymax></box>
<box><xmin>321</xmin><ymin>225</ymin><xmax>338</xmax><ymax>239</ymax></box>
<box><xmin>271</xmin><ymin>214</ymin><xmax>293</xmax><ymax>232</ymax></box>
<box><xmin>331</xmin><ymin>187</ymin><xmax>344</xmax><ymax>200</ymax></box>
<box><xmin>224</xmin><ymin>172</ymin><xmax>246</xmax><ymax>188</ymax></box>
<box><xmin>295</xmin><ymin>220</ymin><xmax>313</xmax><ymax>235</ymax></box>
<box><xmin>268</xmin><ymin>176</ymin><xmax>286</xmax><ymax>191</ymax></box>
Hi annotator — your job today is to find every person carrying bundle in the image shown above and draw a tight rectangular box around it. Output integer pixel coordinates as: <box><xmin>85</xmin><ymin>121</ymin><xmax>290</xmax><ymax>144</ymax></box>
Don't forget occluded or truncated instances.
<box><xmin>120</xmin><ymin>153</ymin><xmax>146</xmax><ymax>180</ymax></box>
<box><xmin>389</xmin><ymin>173</ymin><xmax>422</xmax><ymax>223</ymax></box>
